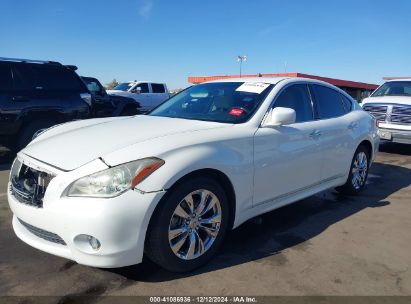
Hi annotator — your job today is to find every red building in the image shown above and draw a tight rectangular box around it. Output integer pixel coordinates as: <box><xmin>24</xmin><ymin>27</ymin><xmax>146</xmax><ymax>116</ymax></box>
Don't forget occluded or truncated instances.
<box><xmin>188</xmin><ymin>72</ymin><xmax>379</xmax><ymax>101</ymax></box>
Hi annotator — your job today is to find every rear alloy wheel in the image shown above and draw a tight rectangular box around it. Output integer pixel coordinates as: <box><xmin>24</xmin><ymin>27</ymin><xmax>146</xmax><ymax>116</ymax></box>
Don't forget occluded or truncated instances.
<box><xmin>146</xmin><ymin>177</ymin><xmax>229</xmax><ymax>272</ymax></box>
<box><xmin>336</xmin><ymin>145</ymin><xmax>369</xmax><ymax>194</ymax></box>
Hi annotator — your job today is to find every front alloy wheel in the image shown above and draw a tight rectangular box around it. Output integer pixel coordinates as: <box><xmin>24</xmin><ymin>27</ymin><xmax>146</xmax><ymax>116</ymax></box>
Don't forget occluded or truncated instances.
<box><xmin>146</xmin><ymin>177</ymin><xmax>229</xmax><ymax>272</ymax></box>
<box><xmin>168</xmin><ymin>190</ymin><xmax>222</xmax><ymax>260</ymax></box>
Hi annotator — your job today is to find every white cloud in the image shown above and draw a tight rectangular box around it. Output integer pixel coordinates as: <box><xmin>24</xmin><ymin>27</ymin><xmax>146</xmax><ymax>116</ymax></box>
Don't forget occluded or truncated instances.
<box><xmin>138</xmin><ymin>0</ymin><xmax>153</xmax><ymax>20</ymax></box>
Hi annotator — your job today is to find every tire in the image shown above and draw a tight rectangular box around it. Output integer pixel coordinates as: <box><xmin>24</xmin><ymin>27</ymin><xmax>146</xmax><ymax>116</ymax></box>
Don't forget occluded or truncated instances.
<box><xmin>145</xmin><ymin>177</ymin><xmax>229</xmax><ymax>272</ymax></box>
<box><xmin>120</xmin><ymin>106</ymin><xmax>139</xmax><ymax>116</ymax></box>
<box><xmin>17</xmin><ymin>120</ymin><xmax>57</xmax><ymax>151</ymax></box>
<box><xmin>336</xmin><ymin>145</ymin><xmax>370</xmax><ymax>195</ymax></box>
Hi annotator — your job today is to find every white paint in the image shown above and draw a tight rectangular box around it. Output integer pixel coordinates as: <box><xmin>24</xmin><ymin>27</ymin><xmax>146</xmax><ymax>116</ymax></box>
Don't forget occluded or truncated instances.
<box><xmin>7</xmin><ymin>77</ymin><xmax>379</xmax><ymax>269</ymax></box>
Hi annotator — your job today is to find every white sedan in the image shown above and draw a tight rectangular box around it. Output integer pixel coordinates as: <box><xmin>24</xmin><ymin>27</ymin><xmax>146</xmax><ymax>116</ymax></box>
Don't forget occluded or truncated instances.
<box><xmin>8</xmin><ymin>77</ymin><xmax>379</xmax><ymax>272</ymax></box>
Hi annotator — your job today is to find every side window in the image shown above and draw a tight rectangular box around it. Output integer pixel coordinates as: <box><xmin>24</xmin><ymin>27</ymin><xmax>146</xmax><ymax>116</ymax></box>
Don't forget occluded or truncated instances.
<box><xmin>12</xmin><ymin>64</ymin><xmax>86</xmax><ymax>92</ymax></box>
<box><xmin>151</xmin><ymin>83</ymin><xmax>166</xmax><ymax>93</ymax></box>
<box><xmin>312</xmin><ymin>85</ymin><xmax>345</xmax><ymax>119</ymax></box>
<box><xmin>134</xmin><ymin>83</ymin><xmax>149</xmax><ymax>93</ymax></box>
<box><xmin>86</xmin><ymin>80</ymin><xmax>101</xmax><ymax>94</ymax></box>
<box><xmin>274</xmin><ymin>84</ymin><xmax>313</xmax><ymax>123</ymax></box>
<box><xmin>340</xmin><ymin>94</ymin><xmax>352</xmax><ymax>113</ymax></box>
<box><xmin>0</xmin><ymin>64</ymin><xmax>12</xmax><ymax>91</ymax></box>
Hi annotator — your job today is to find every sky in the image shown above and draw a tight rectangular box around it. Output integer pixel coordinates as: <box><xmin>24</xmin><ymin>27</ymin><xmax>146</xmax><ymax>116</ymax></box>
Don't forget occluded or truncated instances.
<box><xmin>1</xmin><ymin>0</ymin><xmax>411</xmax><ymax>90</ymax></box>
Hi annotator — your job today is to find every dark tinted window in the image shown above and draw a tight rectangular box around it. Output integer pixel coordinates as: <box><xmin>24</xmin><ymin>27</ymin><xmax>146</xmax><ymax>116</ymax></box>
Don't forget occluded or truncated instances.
<box><xmin>312</xmin><ymin>85</ymin><xmax>345</xmax><ymax>119</ymax></box>
<box><xmin>151</xmin><ymin>83</ymin><xmax>166</xmax><ymax>93</ymax></box>
<box><xmin>340</xmin><ymin>94</ymin><xmax>352</xmax><ymax>113</ymax></box>
<box><xmin>372</xmin><ymin>81</ymin><xmax>411</xmax><ymax>97</ymax></box>
<box><xmin>0</xmin><ymin>64</ymin><xmax>12</xmax><ymax>91</ymax></box>
<box><xmin>134</xmin><ymin>83</ymin><xmax>149</xmax><ymax>93</ymax></box>
<box><xmin>12</xmin><ymin>64</ymin><xmax>87</xmax><ymax>92</ymax></box>
<box><xmin>274</xmin><ymin>84</ymin><xmax>313</xmax><ymax>123</ymax></box>
<box><xmin>82</xmin><ymin>77</ymin><xmax>104</xmax><ymax>95</ymax></box>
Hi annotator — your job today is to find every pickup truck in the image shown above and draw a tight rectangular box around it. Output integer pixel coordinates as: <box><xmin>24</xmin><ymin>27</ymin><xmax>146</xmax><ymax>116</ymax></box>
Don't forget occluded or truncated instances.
<box><xmin>107</xmin><ymin>81</ymin><xmax>170</xmax><ymax>112</ymax></box>
<box><xmin>362</xmin><ymin>79</ymin><xmax>411</xmax><ymax>144</ymax></box>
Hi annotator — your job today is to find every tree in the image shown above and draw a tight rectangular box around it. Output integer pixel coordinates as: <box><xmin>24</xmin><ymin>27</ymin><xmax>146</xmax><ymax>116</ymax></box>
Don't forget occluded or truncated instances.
<box><xmin>105</xmin><ymin>79</ymin><xmax>119</xmax><ymax>90</ymax></box>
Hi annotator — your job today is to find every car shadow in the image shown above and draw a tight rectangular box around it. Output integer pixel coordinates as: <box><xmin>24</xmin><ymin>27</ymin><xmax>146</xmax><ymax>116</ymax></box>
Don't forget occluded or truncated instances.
<box><xmin>379</xmin><ymin>141</ymin><xmax>411</xmax><ymax>156</ymax></box>
<box><xmin>106</xmin><ymin>161</ymin><xmax>411</xmax><ymax>282</ymax></box>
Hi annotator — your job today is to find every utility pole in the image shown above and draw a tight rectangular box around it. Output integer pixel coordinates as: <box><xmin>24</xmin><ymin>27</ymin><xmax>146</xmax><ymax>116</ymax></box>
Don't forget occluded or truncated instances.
<box><xmin>237</xmin><ymin>55</ymin><xmax>247</xmax><ymax>77</ymax></box>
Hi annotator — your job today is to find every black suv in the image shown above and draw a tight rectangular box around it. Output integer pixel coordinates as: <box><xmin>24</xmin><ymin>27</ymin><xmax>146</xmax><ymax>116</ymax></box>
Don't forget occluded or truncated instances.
<box><xmin>0</xmin><ymin>58</ymin><xmax>140</xmax><ymax>152</ymax></box>
<box><xmin>81</xmin><ymin>76</ymin><xmax>140</xmax><ymax>117</ymax></box>
<box><xmin>0</xmin><ymin>57</ymin><xmax>94</xmax><ymax>150</ymax></box>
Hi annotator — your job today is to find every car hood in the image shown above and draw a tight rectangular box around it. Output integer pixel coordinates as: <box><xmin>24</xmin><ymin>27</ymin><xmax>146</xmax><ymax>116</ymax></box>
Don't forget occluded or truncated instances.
<box><xmin>22</xmin><ymin>115</ymin><xmax>230</xmax><ymax>171</ymax></box>
<box><xmin>362</xmin><ymin>96</ymin><xmax>411</xmax><ymax>106</ymax></box>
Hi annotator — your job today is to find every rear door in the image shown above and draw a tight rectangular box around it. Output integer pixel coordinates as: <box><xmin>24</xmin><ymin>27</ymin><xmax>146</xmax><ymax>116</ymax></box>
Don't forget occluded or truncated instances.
<box><xmin>253</xmin><ymin>83</ymin><xmax>324</xmax><ymax>206</ymax></box>
<box><xmin>310</xmin><ymin>84</ymin><xmax>354</xmax><ymax>181</ymax></box>
<box><xmin>150</xmin><ymin>83</ymin><xmax>169</xmax><ymax>108</ymax></box>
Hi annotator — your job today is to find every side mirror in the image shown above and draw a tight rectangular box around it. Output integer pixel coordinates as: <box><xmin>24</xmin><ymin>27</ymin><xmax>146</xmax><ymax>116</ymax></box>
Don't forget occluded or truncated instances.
<box><xmin>263</xmin><ymin>107</ymin><xmax>296</xmax><ymax>127</ymax></box>
<box><xmin>132</xmin><ymin>87</ymin><xmax>142</xmax><ymax>94</ymax></box>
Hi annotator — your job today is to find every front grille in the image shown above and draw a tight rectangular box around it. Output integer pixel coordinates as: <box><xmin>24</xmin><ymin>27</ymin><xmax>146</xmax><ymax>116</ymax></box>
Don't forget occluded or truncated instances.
<box><xmin>363</xmin><ymin>105</ymin><xmax>387</xmax><ymax>121</ymax></box>
<box><xmin>392</xmin><ymin>106</ymin><xmax>411</xmax><ymax>115</ymax></box>
<box><xmin>18</xmin><ymin>218</ymin><xmax>66</xmax><ymax>245</ymax></box>
<box><xmin>10</xmin><ymin>159</ymin><xmax>54</xmax><ymax>208</ymax></box>
<box><xmin>391</xmin><ymin>115</ymin><xmax>411</xmax><ymax>124</ymax></box>
<box><xmin>391</xmin><ymin>105</ymin><xmax>411</xmax><ymax>125</ymax></box>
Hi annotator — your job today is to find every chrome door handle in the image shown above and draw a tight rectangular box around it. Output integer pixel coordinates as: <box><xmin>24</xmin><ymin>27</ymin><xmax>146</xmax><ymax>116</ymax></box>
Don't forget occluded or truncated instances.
<box><xmin>348</xmin><ymin>122</ymin><xmax>358</xmax><ymax>130</ymax></box>
<box><xmin>309</xmin><ymin>130</ymin><xmax>322</xmax><ymax>139</ymax></box>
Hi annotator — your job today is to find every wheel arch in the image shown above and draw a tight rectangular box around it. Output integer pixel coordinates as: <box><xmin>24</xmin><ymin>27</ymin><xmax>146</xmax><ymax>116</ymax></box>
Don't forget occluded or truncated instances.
<box><xmin>358</xmin><ymin>139</ymin><xmax>373</xmax><ymax>160</ymax></box>
<box><xmin>145</xmin><ymin>168</ymin><xmax>237</xmax><ymax>241</ymax></box>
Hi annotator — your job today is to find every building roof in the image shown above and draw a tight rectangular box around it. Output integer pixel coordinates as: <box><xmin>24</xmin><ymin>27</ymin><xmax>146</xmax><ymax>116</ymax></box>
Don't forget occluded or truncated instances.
<box><xmin>188</xmin><ymin>72</ymin><xmax>379</xmax><ymax>90</ymax></box>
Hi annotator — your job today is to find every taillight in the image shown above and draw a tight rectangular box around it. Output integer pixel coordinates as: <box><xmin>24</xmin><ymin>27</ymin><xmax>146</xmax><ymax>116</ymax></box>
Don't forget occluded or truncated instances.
<box><xmin>80</xmin><ymin>93</ymin><xmax>92</xmax><ymax>107</ymax></box>
<box><xmin>376</xmin><ymin>119</ymin><xmax>380</xmax><ymax>128</ymax></box>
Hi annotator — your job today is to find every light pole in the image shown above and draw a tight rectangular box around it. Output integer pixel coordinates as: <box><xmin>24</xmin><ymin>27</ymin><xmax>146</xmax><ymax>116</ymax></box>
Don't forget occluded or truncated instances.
<box><xmin>237</xmin><ymin>55</ymin><xmax>247</xmax><ymax>77</ymax></box>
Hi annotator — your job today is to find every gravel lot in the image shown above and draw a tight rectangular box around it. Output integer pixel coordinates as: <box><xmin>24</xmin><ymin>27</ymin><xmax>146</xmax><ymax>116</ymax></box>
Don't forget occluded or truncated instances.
<box><xmin>0</xmin><ymin>143</ymin><xmax>410</xmax><ymax>299</ymax></box>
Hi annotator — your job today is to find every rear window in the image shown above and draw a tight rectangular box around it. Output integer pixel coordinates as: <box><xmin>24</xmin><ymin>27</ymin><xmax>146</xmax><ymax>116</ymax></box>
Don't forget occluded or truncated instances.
<box><xmin>151</xmin><ymin>83</ymin><xmax>166</xmax><ymax>93</ymax></box>
<box><xmin>0</xmin><ymin>64</ymin><xmax>12</xmax><ymax>91</ymax></box>
<box><xmin>12</xmin><ymin>64</ymin><xmax>87</xmax><ymax>92</ymax></box>
<box><xmin>311</xmin><ymin>85</ymin><xmax>346</xmax><ymax>119</ymax></box>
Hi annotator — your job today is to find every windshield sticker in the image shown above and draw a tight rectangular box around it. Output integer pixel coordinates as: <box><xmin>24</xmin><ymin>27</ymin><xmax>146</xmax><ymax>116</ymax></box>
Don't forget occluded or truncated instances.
<box><xmin>228</xmin><ymin>107</ymin><xmax>245</xmax><ymax>117</ymax></box>
<box><xmin>235</xmin><ymin>82</ymin><xmax>270</xmax><ymax>94</ymax></box>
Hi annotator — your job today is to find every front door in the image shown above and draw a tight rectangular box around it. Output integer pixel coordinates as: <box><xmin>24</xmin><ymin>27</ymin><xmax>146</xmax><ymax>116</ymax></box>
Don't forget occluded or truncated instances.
<box><xmin>253</xmin><ymin>83</ymin><xmax>323</xmax><ymax>206</ymax></box>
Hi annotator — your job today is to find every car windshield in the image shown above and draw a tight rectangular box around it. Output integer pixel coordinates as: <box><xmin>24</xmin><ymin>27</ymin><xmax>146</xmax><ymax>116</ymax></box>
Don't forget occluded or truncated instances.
<box><xmin>372</xmin><ymin>81</ymin><xmax>411</xmax><ymax>97</ymax></box>
<box><xmin>150</xmin><ymin>82</ymin><xmax>274</xmax><ymax>123</ymax></box>
<box><xmin>113</xmin><ymin>82</ymin><xmax>134</xmax><ymax>91</ymax></box>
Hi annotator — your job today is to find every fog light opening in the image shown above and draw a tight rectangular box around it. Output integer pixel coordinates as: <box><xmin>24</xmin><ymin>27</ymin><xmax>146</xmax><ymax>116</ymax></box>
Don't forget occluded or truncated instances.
<box><xmin>87</xmin><ymin>236</ymin><xmax>101</xmax><ymax>251</ymax></box>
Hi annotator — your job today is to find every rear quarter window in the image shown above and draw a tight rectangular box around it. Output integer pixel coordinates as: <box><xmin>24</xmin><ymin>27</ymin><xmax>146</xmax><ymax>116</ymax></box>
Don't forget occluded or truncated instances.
<box><xmin>340</xmin><ymin>94</ymin><xmax>353</xmax><ymax>113</ymax></box>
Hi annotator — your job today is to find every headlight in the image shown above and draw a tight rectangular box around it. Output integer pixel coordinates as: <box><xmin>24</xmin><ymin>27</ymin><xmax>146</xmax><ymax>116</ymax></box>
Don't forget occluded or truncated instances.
<box><xmin>64</xmin><ymin>158</ymin><xmax>164</xmax><ymax>198</ymax></box>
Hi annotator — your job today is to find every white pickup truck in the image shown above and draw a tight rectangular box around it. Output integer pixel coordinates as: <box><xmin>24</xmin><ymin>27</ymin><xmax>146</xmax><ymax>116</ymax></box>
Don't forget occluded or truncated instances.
<box><xmin>107</xmin><ymin>81</ymin><xmax>170</xmax><ymax>112</ymax></box>
<box><xmin>362</xmin><ymin>79</ymin><xmax>411</xmax><ymax>144</ymax></box>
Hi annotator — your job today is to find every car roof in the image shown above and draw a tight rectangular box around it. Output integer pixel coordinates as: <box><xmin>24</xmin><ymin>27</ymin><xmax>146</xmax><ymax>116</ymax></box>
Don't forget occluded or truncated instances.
<box><xmin>206</xmin><ymin>77</ymin><xmax>289</xmax><ymax>84</ymax></box>
<box><xmin>205</xmin><ymin>76</ymin><xmax>336</xmax><ymax>87</ymax></box>
<box><xmin>384</xmin><ymin>79</ymin><xmax>411</xmax><ymax>82</ymax></box>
